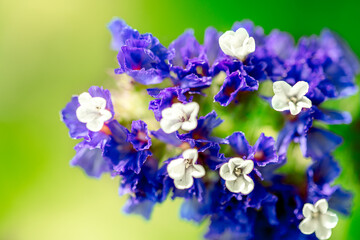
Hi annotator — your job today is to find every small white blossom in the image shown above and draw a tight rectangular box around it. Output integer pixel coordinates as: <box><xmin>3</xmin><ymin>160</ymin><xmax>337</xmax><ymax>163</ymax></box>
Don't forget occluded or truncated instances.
<box><xmin>160</xmin><ymin>102</ymin><xmax>199</xmax><ymax>134</ymax></box>
<box><xmin>271</xmin><ymin>81</ymin><xmax>312</xmax><ymax>115</ymax></box>
<box><xmin>219</xmin><ymin>157</ymin><xmax>254</xmax><ymax>194</ymax></box>
<box><xmin>167</xmin><ymin>149</ymin><xmax>205</xmax><ymax>189</ymax></box>
<box><xmin>299</xmin><ymin>199</ymin><xmax>338</xmax><ymax>240</ymax></box>
<box><xmin>76</xmin><ymin>92</ymin><xmax>112</xmax><ymax>132</ymax></box>
<box><xmin>219</xmin><ymin>28</ymin><xmax>255</xmax><ymax>61</ymax></box>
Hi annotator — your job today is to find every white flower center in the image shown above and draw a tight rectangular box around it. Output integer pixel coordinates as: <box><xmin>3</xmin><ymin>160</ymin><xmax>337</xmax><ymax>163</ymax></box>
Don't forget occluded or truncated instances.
<box><xmin>271</xmin><ymin>81</ymin><xmax>312</xmax><ymax>115</ymax></box>
<box><xmin>160</xmin><ymin>102</ymin><xmax>199</xmax><ymax>134</ymax></box>
<box><xmin>233</xmin><ymin>166</ymin><xmax>243</xmax><ymax>177</ymax></box>
<box><xmin>219</xmin><ymin>28</ymin><xmax>256</xmax><ymax>61</ymax></box>
<box><xmin>76</xmin><ymin>92</ymin><xmax>112</xmax><ymax>132</ymax></box>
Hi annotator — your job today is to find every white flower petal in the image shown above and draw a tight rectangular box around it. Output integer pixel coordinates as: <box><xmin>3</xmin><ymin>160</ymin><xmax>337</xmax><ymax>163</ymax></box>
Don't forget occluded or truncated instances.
<box><xmin>167</xmin><ymin>158</ymin><xmax>186</xmax><ymax>180</ymax></box>
<box><xmin>219</xmin><ymin>31</ymin><xmax>236</xmax><ymax>56</ymax></box>
<box><xmin>76</xmin><ymin>106</ymin><xmax>98</xmax><ymax>123</ymax></box>
<box><xmin>302</xmin><ymin>203</ymin><xmax>316</xmax><ymax>218</ymax></box>
<box><xmin>273</xmin><ymin>81</ymin><xmax>292</xmax><ymax>96</ymax></box>
<box><xmin>86</xmin><ymin>119</ymin><xmax>104</xmax><ymax>132</ymax></box>
<box><xmin>320</xmin><ymin>211</ymin><xmax>338</xmax><ymax>229</ymax></box>
<box><xmin>242</xmin><ymin>160</ymin><xmax>254</xmax><ymax>175</ymax></box>
<box><xmin>290</xmin><ymin>81</ymin><xmax>309</xmax><ymax>99</ymax></box>
<box><xmin>229</xmin><ymin>157</ymin><xmax>244</xmax><ymax>171</ymax></box>
<box><xmin>299</xmin><ymin>217</ymin><xmax>317</xmax><ymax>235</ymax></box>
<box><xmin>219</xmin><ymin>28</ymin><xmax>254</xmax><ymax>61</ymax></box>
<box><xmin>181</xmin><ymin>119</ymin><xmax>198</xmax><ymax>131</ymax></box>
<box><xmin>240</xmin><ymin>175</ymin><xmax>254</xmax><ymax>194</ymax></box>
<box><xmin>219</xmin><ymin>163</ymin><xmax>237</xmax><ymax>181</ymax></box>
<box><xmin>271</xmin><ymin>95</ymin><xmax>290</xmax><ymax>111</ymax></box>
<box><xmin>91</xmin><ymin>97</ymin><xmax>107</xmax><ymax>109</ymax></box>
<box><xmin>235</xmin><ymin>28</ymin><xmax>249</xmax><ymax>44</ymax></box>
<box><xmin>78</xmin><ymin>92</ymin><xmax>92</xmax><ymax>105</ymax></box>
<box><xmin>174</xmin><ymin>170</ymin><xmax>194</xmax><ymax>189</ymax></box>
<box><xmin>315</xmin><ymin>199</ymin><xmax>329</xmax><ymax>214</ymax></box>
<box><xmin>190</xmin><ymin>164</ymin><xmax>205</xmax><ymax>178</ymax></box>
<box><xmin>315</xmin><ymin>225</ymin><xmax>332</xmax><ymax>240</ymax></box>
<box><xmin>297</xmin><ymin>96</ymin><xmax>312</xmax><ymax>109</ymax></box>
<box><xmin>245</xmin><ymin>37</ymin><xmax>255</xmax><ymax>53</ymax></box>
<box><xmin>225</xmin><ymin>178</ymin><xmax>245</xmax><ymax>193</ymax></box>
<box><xmin>182</xmin><ymin>102</ymin><xmax>199</xmax><ymax>119</ymax></box>
<box><xmin>160</xmin><ymin>118</ymin><xmax>183</xmax><ymax>134</ymax></box>
<box><xmin>182</xmin><ymin>149</ymin><xmax>198</xmax><ymax>162</ymax></box>
<box><xmin>161</xmin><ymin>107</ymin><xmax>183</xmax><ymax>120</ymax></box>
<box><xmin>289</xmin><ymin>101</ymin><xmax>302</xmax><ymax>115</ymax></box>
<box><xmin>99</xmin><ymin>109</ymin><xmax>112</xmax><ymax>122</ymax></box>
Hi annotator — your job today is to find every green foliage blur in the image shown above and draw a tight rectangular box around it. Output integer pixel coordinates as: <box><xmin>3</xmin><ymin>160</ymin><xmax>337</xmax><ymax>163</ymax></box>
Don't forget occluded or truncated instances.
<box><xmin>0</xmin><ymin>0</ymin><xmax>359</xmax><ymax>239</ymax></box>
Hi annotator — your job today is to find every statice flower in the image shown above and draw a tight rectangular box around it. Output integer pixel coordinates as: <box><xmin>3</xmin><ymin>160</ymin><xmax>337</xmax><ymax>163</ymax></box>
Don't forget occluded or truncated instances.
<box><xmin>299</xmin><ymin>199</ymin><xmax>338</xmax><ymax>240</ymax></box>
<box><xmin>60</xmin><ymin>17</ymin><xmax>358</xmax><ymax>239</ymax></box>
<box><xmin>167</xmin><ymin>148</ymin><xmax>205</xmax><ymax>189</ymax></box>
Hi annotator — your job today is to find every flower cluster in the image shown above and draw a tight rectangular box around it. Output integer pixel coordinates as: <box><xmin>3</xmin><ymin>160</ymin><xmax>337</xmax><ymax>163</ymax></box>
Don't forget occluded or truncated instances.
<box><xmin>61</xmin><ymin>18</ymin><xmax>358</xmax><ymax>239</ymax></box>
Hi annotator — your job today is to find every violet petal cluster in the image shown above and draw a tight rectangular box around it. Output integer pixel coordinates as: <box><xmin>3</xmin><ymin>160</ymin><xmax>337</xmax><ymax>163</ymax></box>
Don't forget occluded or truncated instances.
<box><xmin>60</xmin><ymin>18</ymin><xmax>359</xmax><ymax>240</ymax></box>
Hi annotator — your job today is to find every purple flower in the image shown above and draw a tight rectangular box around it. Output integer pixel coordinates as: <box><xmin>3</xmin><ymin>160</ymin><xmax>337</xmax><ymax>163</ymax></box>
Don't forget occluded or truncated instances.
<box><xmin>214</xmin><ymin>68</ymin><xmax>259</xmax><ymax>106</ymax></box>
<box><xmin>275</xmin><ymin>107</ymin><xmax>344</xmax><ymax>159</ymax></box>
<box><xmin>127</xmin><ymin>120</ymin><xmax>152</xmax><ymax>151</ymax></box>
<box><xmin>227</xmin><ymin>132</ymin><xmax>278</xmax><ymax>168</ymax></box>
<box><xmin>70</xmin><ymin>141</ymin><xmax>112</xmax><ymax>178</ymax></box>
<box><xmin>168</xmin><ymin>30</ymin><xmax>212</xmax><ymax>90</ymax></box>
<box><xmin>108</xmin><ymin>18</ymin><xmax>172</xmax><ymax>85</ymax></box>
<box><xmin>157</xmin><ymin>158</ymin><xmax>206</xmax><ymax>202</ymax></box>
<box><xmin>306</xmin><ymin>154</ymin><xmax>353</xmax><ymax>216</ymax></box>
<box><xmin>148</xmin><ymin>87</ymin><xmax>190</xmax><ymax>121</ymax></box>
<box><xmin>177</xmin><ymin>111</ymin><xmax>225</xmax><ymax>150</ymax></box>
<box><xmin>61</xmin><ymin>86</ymin><xmax>114</xmax><ymax>149</ymax></box>
<box><xmin>104</xmin><ymin>120</ymin><xmax>152</xmax><ymax>174</ymax></box>
<box><xmin>120</xmin><ymin>157</ymin><xmax>161</xmax><ymax>219</ymax></box>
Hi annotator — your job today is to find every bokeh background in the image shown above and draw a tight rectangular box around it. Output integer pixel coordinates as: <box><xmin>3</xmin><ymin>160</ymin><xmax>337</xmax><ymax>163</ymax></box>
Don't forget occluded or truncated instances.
<box><xmin>1</xmin><ymin>0</ymin><xmax>360</xmax><ymax>239</ymax></box>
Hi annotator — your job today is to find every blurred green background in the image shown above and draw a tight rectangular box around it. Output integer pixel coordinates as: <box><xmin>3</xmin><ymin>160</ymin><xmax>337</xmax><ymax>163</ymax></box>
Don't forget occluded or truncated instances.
<box><xmin>1</xmin><ymin>0</ymin><xmax>360</xmax><ymax>239</ymax></box>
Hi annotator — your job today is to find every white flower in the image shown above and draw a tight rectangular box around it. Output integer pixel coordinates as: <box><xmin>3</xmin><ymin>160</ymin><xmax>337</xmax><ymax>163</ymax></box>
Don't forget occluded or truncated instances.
<box><xmin>299</xmin><ymin>199</ymin><xmax>338</xmax><ymax>240</ymax></box>
<box><xmin>219</xmin><ymin>28</ymin><xmax>255</xmax><ymax>61</ymax></box>
<box><xmin>160</xmin><ymin>102</ymin><xmax>199</xmax><ymax>134</ymax></box>
<box><xmin>167</xmin><ymin>149</ymin><xmax>205</xmax><ymax>189</ymax></box>
<box><xmin>219</xmin><ymin>157</ymin><xmax>254</xmax><ymax>194</ymax></box>
<box><xmin>76</xmin><ymin>92</ymin><xmax>112</xmax><ymax>132</ymax></box>
<box><xmin>271</xmin><ymin>81</ymin><xmax>312</xmax><ymax>115</ymax></box>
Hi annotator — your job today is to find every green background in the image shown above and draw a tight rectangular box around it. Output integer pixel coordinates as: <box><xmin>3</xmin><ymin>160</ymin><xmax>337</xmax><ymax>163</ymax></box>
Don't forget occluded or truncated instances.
<box><xmin>0</xmin><ymin>0</ymin><xmax>359</xmax><ymax>239</ymax></box>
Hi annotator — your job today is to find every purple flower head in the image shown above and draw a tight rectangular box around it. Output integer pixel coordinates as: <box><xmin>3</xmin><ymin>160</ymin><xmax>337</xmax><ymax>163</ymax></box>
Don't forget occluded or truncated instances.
<box><xmin>177</xmin><ymin>111</ymin><xmax>225</xmax><ymax>150</ymax></box>
<box><xmin>168</xmin><ymin>30</ymin><xmax>214</xmax><ymax>91</ymax></box>
<box><xmin>70</xmin><ymin>141</ymin><xmax>112</xmax><ymax>178</ymax></box>
<box><xmin>227</xmin><ymin>132</ymin><xmax>278</xmax><ymax>168</ymax></box>
<box><xmin>300</xmin><ymin>127</ymin><xmax>342</xmax><ymax>159</ymax></box>
<box><xmin>150</xmin><ymin>129</ymin><xmax>183</xmax><ymax>147</ymax></box>
<box><xmin>127</xmin><ymin>120</ymin><xmax>152</xmax><ymax>151</ymax></box>
<box><xmin>104</xmin><ymin>120</ymin><xmax>152</xmax><ymax>174</ymax></box>
<box><xmin>169</xmin><ymin>29</ymin><xmax>205</xmax><ymax>68</ymax></box>
<box><xmin>148</xmin><ymin>87</ymin><xmax>190</xmax><ymax>121</ymax></box>
<box><xmin>277</xmin><ymin>29</ymin><xmax>359</xmax><ymax>107</ymax></box>
<box><xmin>157</xmin><ymin>158</ymin><xmax>206</xmax><ymax>203</ymax></box>
<box><xmin>214</xmin><ymin>68</ymin><xmax>259</xmax><ymax>106</ymax></box>
<box><xmin>252</xmin><ymin>30</ymin><xmax>295</xmax><ymax>81</ymax></box>
<box><xmin>306</xmin><ymin>154</ymin><xmax>352</xmax><ymax>216</ymax></box>
<box><xmin>203</xmin><ymin>182</ymin><xmax>255</xmax><ymax>240</ymax></box>
<box><xmin>204</xmin><ymin>27</ymin><xmax>225</xmax><ymax>66</ymax></box>
<box><xmin>109</xmin><ymin>18</ymin><xmax>172</xmax><ymax>85</ymax></box>
<box><xmin>61</xmin><ymin>86</ymin><xmax>114</xmax><ymax>149</ymax></box>
<box><xmin>120</xmin><ymin>157</ymin><xmax>161</xmax><ymax>219</ymax></box>
<box><xmin>108</xmin><ymin>18</ymin><xmax>139</xmax><ymax>51</ymax></box>
<box><xmin>307</xmin><ymin>155</ymin><xmax>340</xmax><ymax>198</ymax></box>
